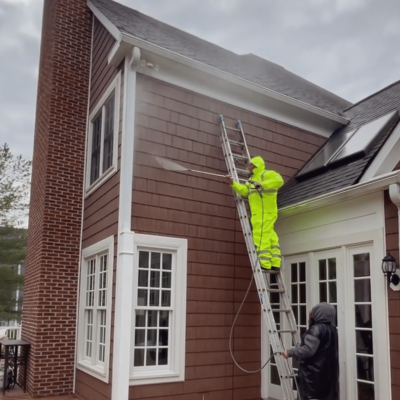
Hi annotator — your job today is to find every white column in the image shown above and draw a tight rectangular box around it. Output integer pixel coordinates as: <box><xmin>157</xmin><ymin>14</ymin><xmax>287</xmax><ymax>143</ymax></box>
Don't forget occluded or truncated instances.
<box><xmin>112</xmin><ymin>47</ymin><xmax>141</xmax><ymax>400</ymax></box>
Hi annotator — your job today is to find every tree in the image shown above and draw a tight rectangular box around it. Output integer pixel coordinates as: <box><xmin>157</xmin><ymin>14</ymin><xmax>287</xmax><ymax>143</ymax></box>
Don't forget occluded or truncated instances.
<box><xmin>0</xmin><ymin>144</ymin><xmax>31</xmax><ymax>323</ymax></box>
<box><xmin>0</xmin><ymin>143</ymin><xmax>32</xmax><ymax>227</ymax></box>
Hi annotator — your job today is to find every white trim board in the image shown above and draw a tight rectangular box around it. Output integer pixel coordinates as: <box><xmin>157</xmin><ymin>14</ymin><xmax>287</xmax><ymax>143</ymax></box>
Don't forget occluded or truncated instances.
<box><xmin>361</xmin><ymin>121</ymin><xmax>400</xmax><ymax>182</ymax></box>
<box><xmin>87</xmin><ymin>0</ymin><xmax>121</xmax><ymax>40</ymax></box>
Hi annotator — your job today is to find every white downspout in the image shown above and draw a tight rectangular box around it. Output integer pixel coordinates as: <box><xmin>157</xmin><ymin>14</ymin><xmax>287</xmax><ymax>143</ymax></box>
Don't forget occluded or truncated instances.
<box><xmin>112</xmin><ymin>46</ymin><xmax>140</xmax><ymax>400</ymax></box>
<box><xmin>389</xmin><ymin>183</ymin><xmax>400</xmax><ymax>285</ymax></box>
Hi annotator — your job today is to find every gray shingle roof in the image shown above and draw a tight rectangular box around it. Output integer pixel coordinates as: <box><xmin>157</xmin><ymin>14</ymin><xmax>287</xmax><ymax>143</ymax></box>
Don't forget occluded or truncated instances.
<box><xmin>278</xmin><ymin>80</ymin><xmax>400</xmax><ymax>208</ymax></box>
<box><xmin>90</xmin><ymin>0</ymin><xmax>351</xmax><ymax>115</ymax></box>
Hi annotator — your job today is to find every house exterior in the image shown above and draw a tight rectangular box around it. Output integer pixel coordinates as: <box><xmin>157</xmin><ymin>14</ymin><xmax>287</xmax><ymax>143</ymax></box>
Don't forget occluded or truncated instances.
<box><xmin>22</xmin><ymin>1</ymin><xmax>399</xmax><ymax>400</ymax></box>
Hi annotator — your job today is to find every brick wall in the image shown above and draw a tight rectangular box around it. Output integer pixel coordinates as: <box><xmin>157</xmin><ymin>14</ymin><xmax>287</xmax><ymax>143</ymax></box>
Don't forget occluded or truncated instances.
<box><xmin>22</xmin><ymin>0</ymin><xmax>91</xmax><ymax>396</ymax></box>
<box><xmin>129</xmin><ymin>75</ymin><xmax>325</xmax><ymax>400</ymax></box>
<box><xmin>385</xmin><ymin>190</ymin><xmax>400</xmax><ymax>400</ymax></box>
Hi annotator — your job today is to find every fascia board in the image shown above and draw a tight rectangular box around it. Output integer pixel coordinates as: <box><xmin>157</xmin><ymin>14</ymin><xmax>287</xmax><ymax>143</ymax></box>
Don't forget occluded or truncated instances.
<box><xmin>279</xmin><ymin>170</ymin><xmax>400</xmax><ymax>217</ymax></box>
<box><xmin>87</xmin><ymin>0</ymin><xmax>122</xmax><ymax>41</ymax></box>
<box><xmin>360</xmin><ymin>121</ymin><xmax>400</xmax><ymax>182</ymax></box>
<box><xmin>118</xmin><ymin>32</ymin><xmax>349</xmax><ymax>127</ymax></box>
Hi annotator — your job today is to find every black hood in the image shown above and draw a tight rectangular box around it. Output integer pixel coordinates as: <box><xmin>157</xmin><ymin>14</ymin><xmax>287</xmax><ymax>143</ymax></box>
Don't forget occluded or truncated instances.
<box><xmin>312</xmin><ymin>302</ymin><xmax>336</xmax><ymax>325</ymax></box>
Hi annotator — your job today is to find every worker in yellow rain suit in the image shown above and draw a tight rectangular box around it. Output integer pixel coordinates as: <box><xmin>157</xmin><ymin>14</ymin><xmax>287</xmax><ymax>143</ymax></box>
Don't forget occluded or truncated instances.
<box><xmin>226</xmin><ymin>156</ymin><xmax>284</xmax><ymax>271</ymax></box>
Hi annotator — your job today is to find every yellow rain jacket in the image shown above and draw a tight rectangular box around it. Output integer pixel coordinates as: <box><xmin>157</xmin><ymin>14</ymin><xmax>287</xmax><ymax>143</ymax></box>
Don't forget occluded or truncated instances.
<box><xmin>231</xmin><ymin>156</ymin><xmax>284</xmax><ymax>269</ymax></box>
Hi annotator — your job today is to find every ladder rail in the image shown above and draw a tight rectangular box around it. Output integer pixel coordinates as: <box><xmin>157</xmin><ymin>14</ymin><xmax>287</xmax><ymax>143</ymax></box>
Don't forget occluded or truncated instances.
<box><xmin>219</xmin><ymin>115</ymin><xmax>300</xmax><ymax>400</ymax></box>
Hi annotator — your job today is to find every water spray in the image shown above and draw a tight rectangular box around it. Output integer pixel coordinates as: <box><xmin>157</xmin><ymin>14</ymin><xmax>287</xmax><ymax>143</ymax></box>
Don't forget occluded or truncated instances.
<box><xmin>155</xmin><ymin>156</ymin><xmax>247</xmax><ymax>181</ymax></box>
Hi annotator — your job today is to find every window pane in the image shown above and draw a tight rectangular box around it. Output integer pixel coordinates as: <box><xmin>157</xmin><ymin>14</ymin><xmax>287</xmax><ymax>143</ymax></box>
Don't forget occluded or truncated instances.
<box><xmin>134</xmin><ymin>349</ymin><xmax>144</xmax><ymax>367</ymax></box>
<box><xmin>138</xmin><ymin>289</ymin><xmax>148</xmax><ymax>306</ymax></box>
<box><xmin>151</xmin><ymin>253</ymin><xmax>161</xmax><ymax>269</ymax></box>
<box><xmin>90</xmin><ymin>113</ymin><xmax>102</xmax><ymax>184</ymax></box>
<box><xmin>271</xmin><ymin>365</ymin><xmax>280</xmax><ymax>385</ymax></box>
<box><xmin>354</xmin><ymin>253</ymin><xmax>370</xmax><ymax>277</ymax></box>
<box><xmin>162</xmin><ymin>272</ymin><xmax>171</xmax><ymax>288</ymax></box>
<box><xmin>139</xmin><ymin>251</ymin><xmax>149</xmax><ymax>269</ymax></box>
<box><xmin>354</xmin><ymin>279</ymin><xmax>371</xmax><ymax>302</ymax></box>
<box><xmin>299</xmin><ymin>262</ymin><xmax>306</xmax><ymax>282</ymax></box>
<box><xmin>159</xmin><ymin>311</ymin><xmax>169</xmax><ymax>327</ymax></box>
<box><xmin>136</xmin><ymin>310</ymin><xmax>146</xmax><ymax>327</ymax></box>
<box><xmin>161</xmin><ymin>290</ymin><xmax>171</xmax><ymax>307</ymax></box>
<box><xmin>299</xmin><ymin>284</ymin><xmax>306</xmax><ymax>303</ymax></box>
<box><xmin>291</xmin><ymin>263</ymin><xmax>298</xmax><ymax>283</ymax></box>
<box><xmin>159</xmin><ymin>329</ymin><xmax>169</xmax><ymax>346</ymax></box>
<box><xmin>150</xmin><ymin>290</ymin><xmax>160</xmax><ymax>306</ymax></box>
<box><xmin>291</xmin><ymin>285</ymin><xmax>298</xmax><ymax>303</ymax></box>
<box><xmin>102</xmin><ymin>95</ymin><xmax>114</xmax><ymax>172</ymax></box>
<box><xmin>329</xmin><ymin>282</ymin><xmax>337</xmax><ymax>303</ymax></box>
<box><xmin>148</xmin><ymin>310</ymin><xmax>158</xmax><ymax>327</ymax></box>
<box><xmin>292</xmin><ymin>306</ymin><xmax>298</xmax><ymax>324</ymax></box>
<box><xmin>150</xmin><ymin>271</ymin><xmax>160</xmax><ymax>288</ymax></box>
<box><xmin>319</xmin><ymin>259</ymin><xmax>327</xmax><ymax>280</ymax></box>
<box><xmin>356</xmin><ymin>330</ymin><xmax>373</xmax><ymax>355</ymax></box>
<box><xmin>328</xmin><ymin>258</ymin><xmax>337</xmax><ymax>279</ymax></box>
<box><xmin>357</xmin><ymin>381</ymin><xmax>375</xmax><ymax>400</ymax></box>
<box><xmin>158</xmin><ymin>348</ymin><xmax>168</xmax><ymax>365</ymax></box>
<box><xmin>355</xmin><ymin>305</ymin><xmax>372</xmax><ymax>328</ymax></box>
<box><xmin>147</xmin><ymin>329</ymin><xmax>157</xmax><ymax>346</ymax></box>
<box><xmin>357</xmin><ymin>356</ymin><xmax>374</xmax><ymax>382</ymax></box>
<box><xmin>300</xmin><ymin>306</ymin><xmax>307</xmax><ymax>326</ymax></box>
<box><xmin>146</xmin><ymin>349</ymin><xmax>157</xmax><ymax>366</ymax></box>
<box><xmin>162</xmin><ymin>254</ymin><xmax>172</xmax><ymax>270</ymax></box>
<box><xmin>319</xmin><ymin>286</ymin><xmax>326</xmax><ymax>306</ymax></box>
<box><xmin>138</xmin><ymin>270</ymin><xmax>148</xmax><ymax>287</ymax></box>
<box><xmin>135</xmin><ymin>329</ymin><xmax>145</xmax><ymax>346</ymax></box>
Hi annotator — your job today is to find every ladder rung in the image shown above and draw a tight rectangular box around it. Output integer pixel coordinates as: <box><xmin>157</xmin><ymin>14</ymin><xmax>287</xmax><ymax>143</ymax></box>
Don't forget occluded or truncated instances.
<box><xmin>261</xmin><ymin>269</ymin><xmax>280</xmax><ymax>275</ymax></box>
<box><xmin>236</xmin><ymin>168</ymin><xmax>249</xmax><ymax>176</ymax></box>
<box><xmin>271</xmin><ymin>308</ymin><xmax>291</xmax><ymax>313</ymax></box>
<box><xmin>232</xmin><ymin>153</ymin><xmax>248</xmax><ymax>161</ymax></box>
<box><xmin>278</xmin><ymin>329</ymin><xmax>297</xmax><ymax>334</ymax></box>
<box><xmin>225</xmin><ymin>126</ymin><xmax>241</xmax><ymax>132</ymax></box>
<box><xmin>229</xmin><ymin>139</ymin><xmax>244</xmax><ymax>147</ymax></box>
<box><xmin>267</xmin><ymin>288</ymin><xmax>285</xmax><ymax>293</ymax></box>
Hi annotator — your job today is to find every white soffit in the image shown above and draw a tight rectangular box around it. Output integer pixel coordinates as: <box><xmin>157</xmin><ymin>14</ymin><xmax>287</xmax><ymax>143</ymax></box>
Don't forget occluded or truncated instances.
<box><xmin>360</xmin><ymin>121</ymin><xmax>400</xmax><ymax>182</ymax></box>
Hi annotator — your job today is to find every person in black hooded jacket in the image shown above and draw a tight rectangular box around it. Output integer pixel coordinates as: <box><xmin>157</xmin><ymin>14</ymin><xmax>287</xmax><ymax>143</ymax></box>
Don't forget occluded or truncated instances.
<box><xmin>282</xmin><ymin>302</ymin><xmax>339</xmax><ymax>400</ymax></box>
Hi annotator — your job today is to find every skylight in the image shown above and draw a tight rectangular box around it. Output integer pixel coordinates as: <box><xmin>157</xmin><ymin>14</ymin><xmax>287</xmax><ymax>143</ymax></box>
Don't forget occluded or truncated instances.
<box><xmin>296</xmin><ymin>110</ymin><xmax>398</xmax><ymax>180</ymax></box>
<box><xmin>329</xmin><ymin>111</ymin><xmax>397</xmax><ymax>164</ymax></box>
<box><xmin>296</xmin><ymin>129</ymin><xmax>357</xmax><ymax>177</ymax></box>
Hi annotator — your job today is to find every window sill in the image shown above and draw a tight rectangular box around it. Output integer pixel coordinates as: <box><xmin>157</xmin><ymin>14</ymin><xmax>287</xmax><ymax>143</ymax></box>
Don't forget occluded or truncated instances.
<box><xmin>77</xmin><ymin>360</ymin><xmax>108</xmax><ymax>383</ymax></box>
<box><xmin>85</xmin><ymin>167</ymin><xmax>117</xmax><ymax>197</ymax></box>
<box><xmin>129</xmin><ymin>370</ymin><xmax>184</xmax><ymax>386</ymax></box>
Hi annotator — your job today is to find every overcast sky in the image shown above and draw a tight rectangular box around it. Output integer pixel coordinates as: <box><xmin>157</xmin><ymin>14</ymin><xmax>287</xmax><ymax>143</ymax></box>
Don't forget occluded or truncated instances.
<box><xmin>1</xmin><ymin>0</ymin><xmax>400</xmax><ymax>161</ymax></box>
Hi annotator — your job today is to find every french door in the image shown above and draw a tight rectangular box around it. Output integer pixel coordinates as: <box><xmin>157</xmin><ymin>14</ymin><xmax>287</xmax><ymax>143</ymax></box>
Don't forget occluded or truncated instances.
<box><xmin>263</xmin><ymin>244</ymin><xmax>390</xmax><ymax>400</ymax></box>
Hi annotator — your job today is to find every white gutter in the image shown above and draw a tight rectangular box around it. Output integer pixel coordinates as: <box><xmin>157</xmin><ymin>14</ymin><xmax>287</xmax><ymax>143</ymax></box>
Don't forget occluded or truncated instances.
<box><xmin>279</xmin><ymin>170</ymin><xmax>400</xmax><ymax>217</ymax></box>
<box><xmin>117</xmin><ymin>32</ymin><xmax>349</xmax><ymax>126</ymax></box>
<box><xmin>389</xmin><ymin>183</ymin><xmax>400</xmax><ymax>258</ymax></box>
<box><xmin>111</xmin><ymin>47</ymin><xmax>141</xmax><ymax>400</ymax></box>
<box><xmin>87</xmin><ymin>0</ymin><xmax>349</xmax><ymax>127</ymax></box>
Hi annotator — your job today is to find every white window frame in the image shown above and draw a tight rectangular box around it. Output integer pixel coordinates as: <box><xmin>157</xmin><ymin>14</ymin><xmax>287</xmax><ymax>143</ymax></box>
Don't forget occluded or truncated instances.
<box><xmin>85</xmin><ymin>72</ymin><xmax>121</xmax><ymax>195</ymax></box>
<box><xmin>130</xmin><ymin>234</ymin><xmax>188</xmax><ymax>385</ymax></box>
<box><xmin>77</xmin><ymin>236</ymin><xmax>114</xmax><ymax>382</ymax></box>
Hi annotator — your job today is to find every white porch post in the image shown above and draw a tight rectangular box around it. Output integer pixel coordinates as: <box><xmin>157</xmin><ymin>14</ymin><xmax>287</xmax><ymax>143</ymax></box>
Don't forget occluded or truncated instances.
<box><xmin>112</xmin><ymin>47</ymin><xmax>140</xmax><ymax>400</ymax></box>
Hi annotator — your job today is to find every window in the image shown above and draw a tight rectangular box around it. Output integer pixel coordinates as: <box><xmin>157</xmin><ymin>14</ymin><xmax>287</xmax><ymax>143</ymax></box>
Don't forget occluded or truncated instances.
<box><xmin>77</xmin><ymin>236</ymin><xmax>114</xmax><ymax>382</ymax></box>
<box><xmin>130</xmin><ymin>234</ymin><xmax>188</xmax><ymax>385</ymax></box>
<box><xmin>86</xmin><ymin>73</ymin><xmax>120</xmax><ymax>194</ymax></box>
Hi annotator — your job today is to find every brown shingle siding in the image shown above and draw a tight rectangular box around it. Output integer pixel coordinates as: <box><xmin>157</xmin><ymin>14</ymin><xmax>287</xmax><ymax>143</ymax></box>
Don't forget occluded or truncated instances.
<box><xmin>130</xmin><ymin>74</ymin><xmax>322</xmax><ymax>400</ymax></box>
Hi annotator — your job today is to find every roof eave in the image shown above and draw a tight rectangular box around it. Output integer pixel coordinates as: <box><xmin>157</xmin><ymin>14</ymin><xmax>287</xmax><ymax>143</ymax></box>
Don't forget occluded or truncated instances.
<box><xmin>279</xmin><ymin>170</ymin><xmax>400</xmax><ymax>217</ymax></box>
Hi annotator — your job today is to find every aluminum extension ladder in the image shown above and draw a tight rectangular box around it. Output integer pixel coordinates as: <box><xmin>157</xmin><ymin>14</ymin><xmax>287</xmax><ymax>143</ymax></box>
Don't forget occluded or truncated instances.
<box><xmin>219</xmin><ymin>115</ymin><xmax>301</xmax><ymax>400</ymax></box>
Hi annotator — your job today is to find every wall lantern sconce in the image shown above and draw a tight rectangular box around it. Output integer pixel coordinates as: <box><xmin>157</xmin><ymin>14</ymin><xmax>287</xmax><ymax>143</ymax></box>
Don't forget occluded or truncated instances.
<box><xmin>382</xmin><ymin>253</ymin><xmax>400</xmax><ymax>290</ymax></box>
